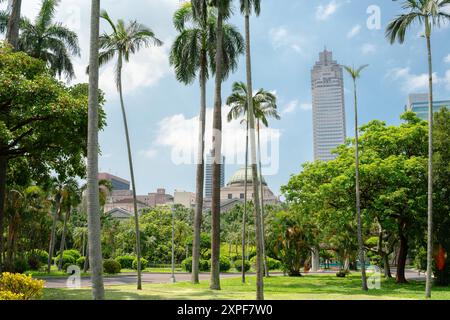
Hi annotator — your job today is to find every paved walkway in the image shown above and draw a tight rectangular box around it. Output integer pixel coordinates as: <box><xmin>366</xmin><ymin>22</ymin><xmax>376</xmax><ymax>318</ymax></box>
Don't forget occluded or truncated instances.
<box><xmin>41</xmin><ymin>269</ymin><xmax>425</xmax><ymax>289</ymax></box>
<box><xmin>41</xmin><ymin>272</ymin><xmax>242</xmax><ymax>289</ymax></box>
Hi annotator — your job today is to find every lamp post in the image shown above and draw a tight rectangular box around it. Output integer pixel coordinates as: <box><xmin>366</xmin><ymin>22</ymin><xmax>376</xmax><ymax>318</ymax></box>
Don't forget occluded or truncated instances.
<box><xmin>170</xmin><ymin>206</ymin><xmax>176</xmax><ymax>283</ymax></box>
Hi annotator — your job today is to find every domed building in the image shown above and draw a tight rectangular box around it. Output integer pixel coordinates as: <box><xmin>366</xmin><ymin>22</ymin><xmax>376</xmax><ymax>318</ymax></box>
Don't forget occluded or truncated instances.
<box><xmin>220</xmin><ymin>166</ymin><xmax>278</xmax><ymax>205</ymax></box>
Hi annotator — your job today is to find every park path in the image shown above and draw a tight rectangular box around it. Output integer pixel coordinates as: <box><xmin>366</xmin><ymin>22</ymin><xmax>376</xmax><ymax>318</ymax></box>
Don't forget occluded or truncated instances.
<box><xmin>41</xmin><ymin>272</ymin><xmax>242</xmax><ymax>289</ymax></box>
<box><xmin>41</xmin><ymin>269</ymin><xmax>425</xmax><ymax>289</ymax></box>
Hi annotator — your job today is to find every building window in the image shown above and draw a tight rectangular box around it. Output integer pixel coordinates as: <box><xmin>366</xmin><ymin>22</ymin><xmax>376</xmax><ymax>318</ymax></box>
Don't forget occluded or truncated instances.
<box><xmin>240</xmin><ymin>193</ymin><xmax>245</xmax><ymax>199</ymax></box>
<box><xmin>228</xmin><ymin>194</ymin><xmax>233</xmax><ymax>200</ymax></box>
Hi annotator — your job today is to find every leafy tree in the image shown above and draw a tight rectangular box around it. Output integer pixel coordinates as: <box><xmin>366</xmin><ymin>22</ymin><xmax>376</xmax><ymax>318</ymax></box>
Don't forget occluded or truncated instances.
<box><xmin>271</xmin><ymin>210</ymin><xmax>312</xmax><ymax>277</ymax></box>
<box><xmin>0</xmin><ymin>45</ymin><xmax>105</xmax><ymax>273</ymax></box>
<box><xmin>386</xmin><ymin>0</ymin><xmax>450</xmax><ymax>299</ymax></box>
<box><xmin>432</xmin><ymin>108</ymin><xmax>450</xmax><ymax>286</ymax></box>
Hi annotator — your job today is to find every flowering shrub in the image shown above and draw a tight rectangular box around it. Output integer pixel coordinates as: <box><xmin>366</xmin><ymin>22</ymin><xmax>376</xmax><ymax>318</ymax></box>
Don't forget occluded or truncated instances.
<box><xmin>0</xmin><ymin>273</ymin><xmax>44</xmax><ymax>300</ymax></box>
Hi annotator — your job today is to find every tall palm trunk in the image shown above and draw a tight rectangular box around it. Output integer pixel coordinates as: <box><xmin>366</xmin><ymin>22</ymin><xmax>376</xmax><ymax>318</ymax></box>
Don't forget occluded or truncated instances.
<box><xmin>192</xmin><ymin>51</ymin><xmax>207</xmax><ymax>284</ymax></box>
<box><xmin>58</xmin><ymin>207</ymin><xmax>70</xmax><ymax>271</ymax></box>
<box><xmin>86</xmin><ymin>0</ymin><xmax>104</xmax><ymax>300</ymax></box>
<box><xmin>47</xmin><ymin>202</ymin><xmax>60</xmax><ymax>273</ymax></box>
<box><xmin>117</xmin><ymin>55</ymin><xmax>142</xmax><ymax>290</ymax></box>
<box><xmin>210</xmin><ymin>5</ymin><xmax>224</xmax><ymax>291</ymax></box>
<box><xmin>0</xmin><ymin>0</ymin><xmax>22</xmax><ymax>272</ymax></box>
<box><xmin>6</xmin><ymin>0</ymin><xmax>21</xmax><ymax>50</ymax></box>
<box><xmin>0</xmin><ymin>155</ymin><xmax>7</xmax><ymax>271</ymax></box>
<box><xmin>241</xmin><ymin>120</ymin><xmax>249</xmax><ymax>283</ymax></box>
<box><xmin>244</xmin><ymin>3</ymin><xmax>264</xmax><ymax>300</ymax></box>
<box><xmin>425</xmin><ymin>19</ymin><xmax>434</xmax><ymax>299</ymax></box>
<box><xmin>257</xmin><ymin>120</ymin><xmax>268</xmax><ymax>277</ymax></box>
<box><xmin>353</xmin><ymin>78</ymin><xmax>368</xmax><ymax>291</ymax></box>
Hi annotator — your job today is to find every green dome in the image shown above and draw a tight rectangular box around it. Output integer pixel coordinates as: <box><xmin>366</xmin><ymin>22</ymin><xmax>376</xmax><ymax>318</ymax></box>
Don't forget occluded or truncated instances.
<box><xmin>227</xmin><ymin>166</ymin><xmax>267</xmax><ymax>187</ymax></box>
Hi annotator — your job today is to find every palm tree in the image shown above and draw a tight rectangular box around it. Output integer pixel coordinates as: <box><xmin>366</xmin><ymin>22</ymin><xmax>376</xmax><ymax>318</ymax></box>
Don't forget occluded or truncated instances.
<box><xmin>47</xmin><ymin>176</ymin><xmax>65</xmax><ymax>273</ymax></box>
<box><xmin>386</xmin><ymin>0</ymin><xmax>450</xmax><ymax>298</ymax></box>
<box><xmin>1</xmin><ymin>0</ymin><xmax>21</xmax><ymax>50</ymax></box>
<box><xmin>343</xmin><ymin>64</ymin><xmax>369</xmax><ymax>292</ymax></box>
<box><xmin>226</xmin><ymin>82</ymin><xmax>280</xmax><ymax>280</ymax></box>
<box><xmin>57</xmin><ymin>180</ymin><xmax>81</xmax><ymax>271</ymax></box>
<box><xmin>86</xmin><ymin>0</ymin><xmax>104</xmax><ymax>300</ymax></box>
<box><xmin>170</xmin><ymin>1</ymin><xmax>243</xmax><ymax>284</ymax></box>
<box><xmin>8</xmin><ymin>0</ymin><xmax>80</xmax><ymax>79</ymax></box>
<box><xmin>205</xmin><ymin>0</ymin><xmax>228</xmax><ymax>291</ymax></box>
<box><xmin>95</xmin><ymin>10</ymin><xmax>162</xmax><ymax>290</ymax></box>
<box><xmin>240</xmin><ymin>0</ymin><xmax>264</xmax><ymax>300</ymax></box>
<box><xmin>4</xmin><ymin>186</ymin><xmax>44</xmax><ymax>269</ymax></box>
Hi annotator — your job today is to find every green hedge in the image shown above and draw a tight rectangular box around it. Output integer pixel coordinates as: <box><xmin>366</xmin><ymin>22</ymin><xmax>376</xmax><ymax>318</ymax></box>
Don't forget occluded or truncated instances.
<box><xmin>132</xmin><ymin>258</ymin><xmax>148</xmax><ymax>270</ymax></box>
<box><xmin>104</xmin><ymin>259</ymin><xmax>122</xmax><ymax>274</ymax></box>
<box><xmin>234</xmin><ymin>260</ymin><xmax>251</xmax><ymax>272</ymax></box>
<box><xmin>115</xmin><ymin>255</ymin><xmax>135</xmax><ymax>269</ymax></box>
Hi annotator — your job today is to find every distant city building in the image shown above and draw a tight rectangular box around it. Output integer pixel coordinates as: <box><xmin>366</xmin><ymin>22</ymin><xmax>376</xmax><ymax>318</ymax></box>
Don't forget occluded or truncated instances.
<box><xmin>205</xmin><ymin>150</ymin><xmax>225</xmax><ymax>199</ymax></box>
<box><xmin>311</xmin><ymin>49</ymin><xmax>346</xmax><ymax>162</ymax></box>
<box><xmin>108</xmin><ymin>188</ymin><xmax>173</xmax><ymax>209</ymax></box>
<box><xmin>174</xmin><ymin>190</ymin><xmax>196</xmax><ymax>209</ymax></box>
<box><xmin>406</xmin><ymin>93</ymin><xmax>450</xmax><ymax>120</ymax></box>
<box><xmin>98</xmin><ymin>172</ymin><xmax>130</xmax><ymax>191</ymax></box>
<box><xmin>220</xmin><ymin>166</ymin><xmax>278</xmax><ymax>206</ymax></box>
<box><xmin>104</xmin><ymin>198</ymin><xmax>148</xmax><ymax>214</ymax></box>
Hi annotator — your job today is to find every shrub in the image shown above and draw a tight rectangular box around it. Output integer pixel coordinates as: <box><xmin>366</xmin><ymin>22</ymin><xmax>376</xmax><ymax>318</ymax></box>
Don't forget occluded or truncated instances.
<box><xmin>132</xmin><ymin>258</ymin><xmax>148</xmax><ymax>270</ymax></box>
<box><xmin>181</xmin><ymin>257</ymin><xmax>193</xmax><ymax>273</ymax></box>
<box><xmin>0</xmin><ymin>273</ymin><xmax>44</xmax><ymax>300</ymax></box>
<box><xmin>26</xmin><ymin>255</ymin><xmax>41</xmax><ymax>271</ymax></box>
<box><xmin>63</xmin><ymin>249</ymin><xmax>81</xmax><ymax>261</ymax></box>
<box><xmin>229</xmin><ymin>254</ymin><xmax>242</xmax><ymax>262</ymax></box>
<box><xmin>219</xmin><ymin>256</ymin><xmax>231</xmax><ymax>272</ymax></box>
<box><xmin>266</xmin><ymin>257</ymin><xmax>282</xmax><ymax>271</ymax></box>
<box><xmin>55</xmin><ymin>253</ymin><xmax>76</xmax><ymax>268</ymax></box>
<box><xmin>76</xmin><ymin>257</ymin><xmax>86</xmax><ymax>269</ymax></box>
<box><xmin>13</xmin><ymin>258</ymin><xmax>29</xmax><ymax>274</ymax></box>
<box><xmin>234</xmin><ymin>260</ymin><xmax>251</xmax><ymax>272</ymax></box>
<box><xmin>115</xmin><ymin>255</ymin><xmax>135</xmax><ymax>269</ymax></box>
<box><xmin>103</xmin><ymin>260</ymin><xmax>122</xmax><ymax>274</ymax></box>
<box><xmin>336</xmin><ymin>270</ymin><xmax>350</xmax><ymax>278</ymax></box>
<box><xmin>250</xmin><ymin>256</ymin><xmax>281</xmax><ymax>271</ymax></box>
<box><xmin>0</xmin><ymin>291</ymin><xmax>25</xmax><ymax>300</ymax></box>
<box><xmin>248</xmin><ymin>250</ymin><xmax>257</xmax><ymax>260</ymax></box>
<box><xmin>26</xmin><ymin>250</ymin><xmax>49</xmax><ymax>270</ymax></box>
<box><xmin>199</xmin><ymin>259</ymin><xmax>210</xmax><ymax>272</ymax></box>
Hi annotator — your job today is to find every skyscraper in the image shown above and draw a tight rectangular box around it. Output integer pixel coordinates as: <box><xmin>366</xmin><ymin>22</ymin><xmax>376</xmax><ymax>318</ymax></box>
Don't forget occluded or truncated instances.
<box><xmin>406</xmin><ymin>93</ymin><xmax>450</xmax><ymax>120</ymax></box>
<box><xmin>311</xmin><ymin>49</ymin><xmax>346</xmax><ymax>162</ymax></box>
<box><xmin>205</xmin><ymin>150</ymin><xmax>225</xmax><ymax>199</ymax></box>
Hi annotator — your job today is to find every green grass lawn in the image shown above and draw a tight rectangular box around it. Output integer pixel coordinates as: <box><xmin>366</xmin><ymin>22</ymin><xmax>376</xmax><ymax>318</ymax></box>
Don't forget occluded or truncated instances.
<box><xmin>41</xmin><ymin>273</ymin><xmax>450</xmax><ymax>300</ymax></box>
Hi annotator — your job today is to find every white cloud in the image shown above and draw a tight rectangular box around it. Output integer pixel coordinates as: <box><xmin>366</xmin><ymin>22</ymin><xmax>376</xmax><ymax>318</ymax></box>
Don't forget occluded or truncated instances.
<box><xmin>282</xmin><ymin>100</ymin><xmax>312</xmax><ymax>114</ymax></box>
<box><xmin>444</xmin><ymin>70</ymin><xmax>450</xmax><ymax>90</ymax></box>
<box><xmin>155</xmin><ymin>108</ymin><xmax>281</xmax><ymax>166</ymax></box>
<box><xmin>300</xmin><ymin>102</ymin><xmax>313</xmax><ymax>111</ymax></box>
<box><xmin>347</xmin><ymin>25</ymin><xmax>361</xmax><ymax>39</ymax></box>
<box><xmin>282</xmin><ymin>100</ymin><xmax>299</xmax><ymax>114</ymax></box>
<box><xmin>444</xmin><ymin>54</ymin><xmax>450</xmax><ymax>64</ymax></box>
<box><xmin>361</xmin><ymin>43</ymin><xmax>377</xmax><ymax>55</ymax></box>
<box><xmin>139</xmin><ymin>149</ymin><xmax>158</xmax><ymax>159</ymax></box>
<box><xmin>99</xmin><ymin>41</ymin><xmax>172</xmax><ymax>98</ymax></box>
<box><xmin>386</xmin><ymin>67</ymin><xmax>439</xmax><ymax>92</ymax></box>
<box><xmin>316</xmin><ymin>0</ymin><xmax>348</xmax><ymax>21</ymax></box>
<box><xmin>269</xmin><ymin>26</ymin><xmax>306</xmax><ymax>54</ymax></box>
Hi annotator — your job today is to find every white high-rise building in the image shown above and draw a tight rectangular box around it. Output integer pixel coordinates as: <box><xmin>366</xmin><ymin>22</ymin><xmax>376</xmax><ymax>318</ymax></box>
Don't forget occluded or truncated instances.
<box><xmin>311</xmin><ymin>49</ymin><xmax>346</xmax><ymax>162</ymax></box>
<box><xmin>205</xmin><ymin>150</ymin><xmax>225</xmax><ymax>199</ymax></box>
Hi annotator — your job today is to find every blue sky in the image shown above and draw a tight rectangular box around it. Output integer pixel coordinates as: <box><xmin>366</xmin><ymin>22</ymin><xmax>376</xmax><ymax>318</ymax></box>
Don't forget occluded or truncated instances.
<box><xmin>12</xmin><ymin>0</ymin><xmax>450</xmax><ymax>196</ymax></box>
